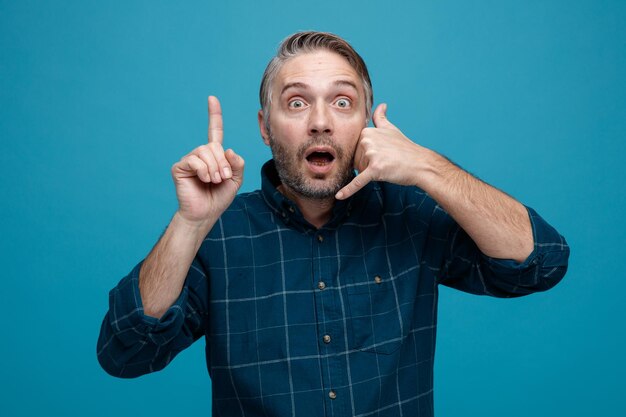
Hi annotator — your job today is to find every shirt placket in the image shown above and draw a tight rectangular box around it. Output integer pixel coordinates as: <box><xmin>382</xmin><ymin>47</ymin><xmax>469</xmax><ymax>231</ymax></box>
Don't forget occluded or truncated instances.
<box><xmin>313</xmin><ymin>228</ymin><xmax>351</xmax><ymax>417</ymax></box>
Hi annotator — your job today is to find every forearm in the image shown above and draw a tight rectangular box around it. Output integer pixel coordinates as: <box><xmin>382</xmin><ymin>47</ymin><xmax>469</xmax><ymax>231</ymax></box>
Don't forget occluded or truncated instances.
<box><xmin>139</xmin><ymin>211</ymin><xmax>215</xmax><ymax>319</ymax></box>
<box><xmin>417</xmin><ymin>149</ymin><xmax>533</xmax><ymax>263</ymax></box>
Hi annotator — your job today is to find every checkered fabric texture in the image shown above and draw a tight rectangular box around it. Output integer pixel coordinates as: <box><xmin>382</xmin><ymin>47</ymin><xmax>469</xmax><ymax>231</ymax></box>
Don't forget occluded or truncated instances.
<box><xmin>98</xmin><ymin>160</ymin><xmax>569</xmax><ymax>417</ymax></box>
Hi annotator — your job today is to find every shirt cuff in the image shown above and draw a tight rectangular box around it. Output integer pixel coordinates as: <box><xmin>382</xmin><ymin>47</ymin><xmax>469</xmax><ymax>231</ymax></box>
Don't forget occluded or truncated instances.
<box><xmin>107</xmin><ymin>262</ymin><xmax>189</xmax><ymax>347</ymax></box>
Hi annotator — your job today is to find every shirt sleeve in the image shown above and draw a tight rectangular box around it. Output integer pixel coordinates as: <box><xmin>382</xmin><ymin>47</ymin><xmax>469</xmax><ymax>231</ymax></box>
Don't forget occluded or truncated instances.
<box><xmin>435</xmin><ymin>205</ymin><xmax>570</xmax><ymax>297</ymax></box>
<box><xmin>96</xmin><ymin>258</ymin><xmax>209</xmax><ymax>378</ymax></box>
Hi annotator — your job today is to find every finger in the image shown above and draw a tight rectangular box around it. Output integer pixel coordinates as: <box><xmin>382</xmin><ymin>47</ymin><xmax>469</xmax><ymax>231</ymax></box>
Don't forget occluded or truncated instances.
<box><xmin>352</xmin><ymin>130</ymin><xmax>369</xmax><ymax>172</ymax></box>
<box><xmin>372</xmin><ymin>103</ymin><xmax>398</xmax><ymax>130</ymax></box>
<box><xmin>195</xmin><ymin>146</ymin><xmax>222</xmax><ymax>183</ymax></box>
<box><xmin>208</xmin><ymin>96</ymin><xmax>224</xmax><ymax>144</ymax></box>
<box><xmin>335</xmin><ymin>169</ymin><xmax>372</xmax><ymax>200</ymax></box>
<box><xmin>208</xmin><ymin>141</ymin><xmax>232</xmax><ymax>179</ymax></box>
<box><xmin>224</xmin><ymin>149</ymin><xmax>245</xmax><ymax>180</ymax></box>
<box><xmin>179</xmin><ymin>154</ymin><xmax>211</xmax><ymax>183</ymax></box>
<box><xmin>351</xmin><ymin>141</ymin><xmax>367</xmax><ymax>173</ymax></box>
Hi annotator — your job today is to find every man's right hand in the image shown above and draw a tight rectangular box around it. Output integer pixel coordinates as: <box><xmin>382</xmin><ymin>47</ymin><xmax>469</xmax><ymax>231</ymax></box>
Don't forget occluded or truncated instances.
<box><xmin>139</xmin><ymin>96</ymin><xmax>243</xmax><ymax>319</ymax></box>
<box><xmin>171</xmin><ymin>96</ymin><xmax>245</xmax><ymax>225</ymax></box>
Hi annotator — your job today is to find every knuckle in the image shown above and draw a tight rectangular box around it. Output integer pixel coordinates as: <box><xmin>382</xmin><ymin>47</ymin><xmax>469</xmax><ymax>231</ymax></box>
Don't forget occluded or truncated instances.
<box><xmin>178</xmin><ymin>156</ymin><xmax>191</xmax><ymax>169</ymax></box>
<box><xmin>192</xmin><ymin>150</ymin><xmax>207</xmax><ymax>161</ymax></box>
<box><xmin>369</xmin><ymin>160</ymin><xmax>382</xmax><ymax>172</ymax></box>
<box><xmin>208</xmin><ymin>141</ymin><xmax>223</xmax><ymax>151</ymax></box>
<box><xmin>365</xmin><ymin>146</ymin><xmax>376</xmax><ymax>154</ymax></box>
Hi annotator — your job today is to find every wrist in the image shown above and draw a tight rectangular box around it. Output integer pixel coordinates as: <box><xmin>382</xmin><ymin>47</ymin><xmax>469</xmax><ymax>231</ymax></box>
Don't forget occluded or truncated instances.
<box><xmin>171</xmin><ymin>211</ymin><xmax>215</xmax><ymax>245</ymax></box>
<box><xmin>412</xmin><ymin>147</ymin><xmax>455</xmax><ymax>192</ymax></box>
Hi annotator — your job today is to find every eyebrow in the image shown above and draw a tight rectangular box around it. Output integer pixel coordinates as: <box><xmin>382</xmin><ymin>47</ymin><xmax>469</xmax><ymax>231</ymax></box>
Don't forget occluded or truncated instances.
<box><xmin>280</xmin><ymin>82</ymin><xmax>308</xmax><ymax>96</ymax></box>
<box><xmin>280</xmin><ymin>79</ymin><xmax>359</xmax><ymax>96</ymax></box>
<box><xmin>333</xmin><ymin>80</ymin><xmax>359</xmax><ymax>92</ymax></box>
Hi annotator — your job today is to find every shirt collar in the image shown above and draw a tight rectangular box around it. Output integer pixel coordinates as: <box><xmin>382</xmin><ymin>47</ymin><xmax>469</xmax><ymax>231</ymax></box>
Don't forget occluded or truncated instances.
<box><xmin>260</xmin><ymin>159</ymin><xmax>356</xmax><ymax>232</ymax></box>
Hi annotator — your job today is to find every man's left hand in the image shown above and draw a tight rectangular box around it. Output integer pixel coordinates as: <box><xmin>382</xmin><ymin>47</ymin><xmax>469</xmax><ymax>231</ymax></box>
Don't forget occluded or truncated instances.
<box><xmin>336</xmin><ymin>103</ymin><xmax>436</xmax><ymax>200</ymax></box>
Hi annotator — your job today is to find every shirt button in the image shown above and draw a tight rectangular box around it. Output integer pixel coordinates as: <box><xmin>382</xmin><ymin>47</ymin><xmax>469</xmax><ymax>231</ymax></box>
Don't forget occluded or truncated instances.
<box><xmin>328</xmin><ymin>390</ymin><xmax>337</xmax><ymax>400</ymax></box>
<box><xmin>317</xmin><ymin>235</ymin><xmax>324</xmax><ymax>242</ymax></box>
<box><xmin>374</xmin><ymin>275</ymin><xmax>382</xmax><ymax>284</ymax></box>
<box><xmin>323</xmin><ymin>335</ymin><xmax>331</xmax><ymax>344</ymax></box>
<box><xmin>288</xmin><ymin>206</ymin><xmax>295</xmax><ymax>213</ymax></box>
<box><xmin>318</xmin><ymin>281</ymin><xmax>326</xmax><ymax>290</ymax></box>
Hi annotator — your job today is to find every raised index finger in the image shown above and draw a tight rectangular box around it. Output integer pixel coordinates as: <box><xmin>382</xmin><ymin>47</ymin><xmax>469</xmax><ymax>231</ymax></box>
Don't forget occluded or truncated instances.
<box><xmin>208</xmin><ymin>95</ymin><xmax>224</xmax><ymax>144</ymax></box>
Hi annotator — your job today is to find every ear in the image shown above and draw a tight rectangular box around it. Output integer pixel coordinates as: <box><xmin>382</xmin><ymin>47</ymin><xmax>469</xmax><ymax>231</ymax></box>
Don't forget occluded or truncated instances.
<box><xmin>258</xmin><ymin>110</ymin><xmax>270</xmax><ymax>146</ymax></box>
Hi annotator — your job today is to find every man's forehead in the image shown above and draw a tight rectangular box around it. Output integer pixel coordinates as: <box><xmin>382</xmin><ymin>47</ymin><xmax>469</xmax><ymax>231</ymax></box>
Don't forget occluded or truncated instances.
<box><xmin>274</xmin><ymin>50</ymin><xmax>361</xmax><ymax>90</ymax></box>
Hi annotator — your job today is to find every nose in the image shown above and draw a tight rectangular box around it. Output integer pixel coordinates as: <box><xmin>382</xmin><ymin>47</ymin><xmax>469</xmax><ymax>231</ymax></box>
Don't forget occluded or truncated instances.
<box><xmin>308</xmin><ymin>102</ymin><xmax>333</xmax><ymax>136</ymax></box>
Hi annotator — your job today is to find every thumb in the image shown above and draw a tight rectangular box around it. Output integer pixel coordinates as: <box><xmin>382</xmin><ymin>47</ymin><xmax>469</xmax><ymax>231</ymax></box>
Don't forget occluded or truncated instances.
<box><xmin>372</xmin><ymin>103</ymin><xmax>398</xmax><ymax>130</ymax></box>
<box><xmin>225</xmin><ymin>149</ymin><xmax>245</xmax><ymax>181</ymax></box>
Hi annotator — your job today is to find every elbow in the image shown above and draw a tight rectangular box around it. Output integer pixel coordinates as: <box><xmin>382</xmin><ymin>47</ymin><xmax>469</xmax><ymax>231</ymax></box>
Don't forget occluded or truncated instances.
<box><xmin>96</xmin><ymin>337</ymin><xmax>125</xmax><ymax>378</ymax></box>
<box><xmin>540</xmin><ymin>241</ymin><xmax>570</xmax><ymax>286</ymax></box>
<box><xmin>537</xmin><ymin>248</ymin><xmax>570</xmax><ymax>291</ymax></box>
<box><xmin>96</xmin><ymin>345</ymin><xmax>150</xmax><ymax>379</ymax></box>
<box><xmin>96</xmin><ymin>320</ymin><xmax>149</xmax><ymax>379</ymax></box>
<box><xmin>97</xmin><ymin>349</ymin><xmax>129</xmax><ymax>379</ymax></box>
<box><xmin>96</xmin><ymin>333</ymin><xmax>135</xmax><ymax>379</ymax></box>
<box><xmin>523</xmin><ymin>246</ymin><xmax>571</xmax><ymax>294</ymax></box>
<box><xmin>535</xmin><ymin>264</ymin><xmax>568</xmax><ymax>292</ymax></box>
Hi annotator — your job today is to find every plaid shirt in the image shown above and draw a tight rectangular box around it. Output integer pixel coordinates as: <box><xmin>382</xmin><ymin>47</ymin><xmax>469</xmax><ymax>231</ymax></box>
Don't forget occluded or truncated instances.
<box><xmin>97</xmin><ymin>160</ymin><xmax>569</xmax><ymax>417</ymax></box>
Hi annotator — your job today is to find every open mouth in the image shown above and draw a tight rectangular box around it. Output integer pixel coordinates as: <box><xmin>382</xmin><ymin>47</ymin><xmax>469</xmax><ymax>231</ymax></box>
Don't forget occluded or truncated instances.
<box><xmin>302</xmin><ymin>145</ymin><xmax>339</xmax><ymax>175</ymax></box>
<box><xmin>305</xmin><ymin>151</ymin><xmax>335</xmax><ymax>166</ymax></box>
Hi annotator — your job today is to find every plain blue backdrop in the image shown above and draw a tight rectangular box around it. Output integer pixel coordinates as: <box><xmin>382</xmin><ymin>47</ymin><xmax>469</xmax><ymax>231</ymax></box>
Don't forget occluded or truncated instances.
<box><xmin>1</xmin><ymin>1</ymin><xmax>624</xmax><ymax>416</ymax></box>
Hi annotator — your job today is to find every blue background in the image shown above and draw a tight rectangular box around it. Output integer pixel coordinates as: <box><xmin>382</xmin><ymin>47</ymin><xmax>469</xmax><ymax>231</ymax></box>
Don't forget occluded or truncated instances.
<box><xmin>1</xmin><ymin>1</ymin><xmax>624</xmax><ymax>416</ymax></box>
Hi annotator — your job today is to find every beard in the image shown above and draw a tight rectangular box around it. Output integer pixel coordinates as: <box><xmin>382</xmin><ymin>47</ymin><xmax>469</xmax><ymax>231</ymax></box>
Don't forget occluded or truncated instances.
<box><xmin>269</xmin><ymin>133</ymin><xmax>356</xmax><ymax>200</ymax></box>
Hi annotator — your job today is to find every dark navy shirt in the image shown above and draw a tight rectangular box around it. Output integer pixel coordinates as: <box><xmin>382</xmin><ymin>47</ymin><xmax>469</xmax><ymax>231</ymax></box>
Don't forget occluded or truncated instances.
<box><xmin>97</xmin><ymin>160</ymin><xmax>569</xmax><ymax>417</ymax></box>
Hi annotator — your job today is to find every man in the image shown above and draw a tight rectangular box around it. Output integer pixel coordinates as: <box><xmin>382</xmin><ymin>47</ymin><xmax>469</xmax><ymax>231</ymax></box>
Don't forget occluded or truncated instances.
<box><xmin>97</xmin><ymin>31</ymin><xmax>569</xmax><ymax>416</ymax></box>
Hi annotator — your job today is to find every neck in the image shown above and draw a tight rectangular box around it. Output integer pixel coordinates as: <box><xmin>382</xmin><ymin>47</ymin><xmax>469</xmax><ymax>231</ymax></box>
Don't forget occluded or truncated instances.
<box><xmin>277</xmin><ymin>185</ymin><xmax>335</xmax><ymax>229</ymax></box>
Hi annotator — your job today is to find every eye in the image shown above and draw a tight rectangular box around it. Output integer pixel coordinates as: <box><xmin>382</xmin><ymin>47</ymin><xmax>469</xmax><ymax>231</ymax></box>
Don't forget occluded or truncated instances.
<box><xmin>335</xmin><ymin>98</ymin><xmax>351</xmax><ymax>108</ymax></box>
<box><xmin>288</xmin><ymin>99</ymin><xmax>306</xmax><ymax>109</ymax></box>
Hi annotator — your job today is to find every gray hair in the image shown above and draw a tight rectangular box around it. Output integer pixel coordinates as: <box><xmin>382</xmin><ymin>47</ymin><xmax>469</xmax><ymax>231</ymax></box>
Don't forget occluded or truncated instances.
<box><xmin>259</xmin><ymin>31</ymin><xmax>373</xmax><ymax>131</ymax></box>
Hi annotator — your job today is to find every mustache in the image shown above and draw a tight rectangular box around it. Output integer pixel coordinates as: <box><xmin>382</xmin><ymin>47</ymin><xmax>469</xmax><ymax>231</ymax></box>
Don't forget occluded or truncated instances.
<box><xmin>296</xmin><ymin>135</ymin><xmax>346</xmax><ymax>160</ymax></box>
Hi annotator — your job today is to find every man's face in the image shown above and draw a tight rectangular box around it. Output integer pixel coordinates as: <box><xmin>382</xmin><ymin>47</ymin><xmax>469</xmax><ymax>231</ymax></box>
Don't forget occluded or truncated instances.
<box><xmin>259</xmin><ymin>50</ymin><xmax>368</xmax><ymax>200</ymax></box>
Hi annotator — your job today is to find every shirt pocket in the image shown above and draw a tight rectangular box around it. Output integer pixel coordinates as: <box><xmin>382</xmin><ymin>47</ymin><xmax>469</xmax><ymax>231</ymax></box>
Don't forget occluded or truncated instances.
<box><xmin>345</xmin><ymin>273</ymin><xmax>410</xmax><ymax>355</ymax></box>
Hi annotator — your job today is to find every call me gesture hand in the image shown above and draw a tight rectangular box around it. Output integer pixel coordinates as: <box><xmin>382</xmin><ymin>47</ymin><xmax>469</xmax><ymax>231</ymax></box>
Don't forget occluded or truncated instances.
<box><xmin>335</xmin><ymin>103</ymin><xmax>437</xmax><ymax>200</ymax></box>
<box><xmin>334</xmin><ymin>102</ymin><xmax>533</xmax><ymax>264</ymax></box>
<box><xmin>172</xmin><ymin>96</ymin><xmax>245</xmax><ymax>224</ymax></box>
